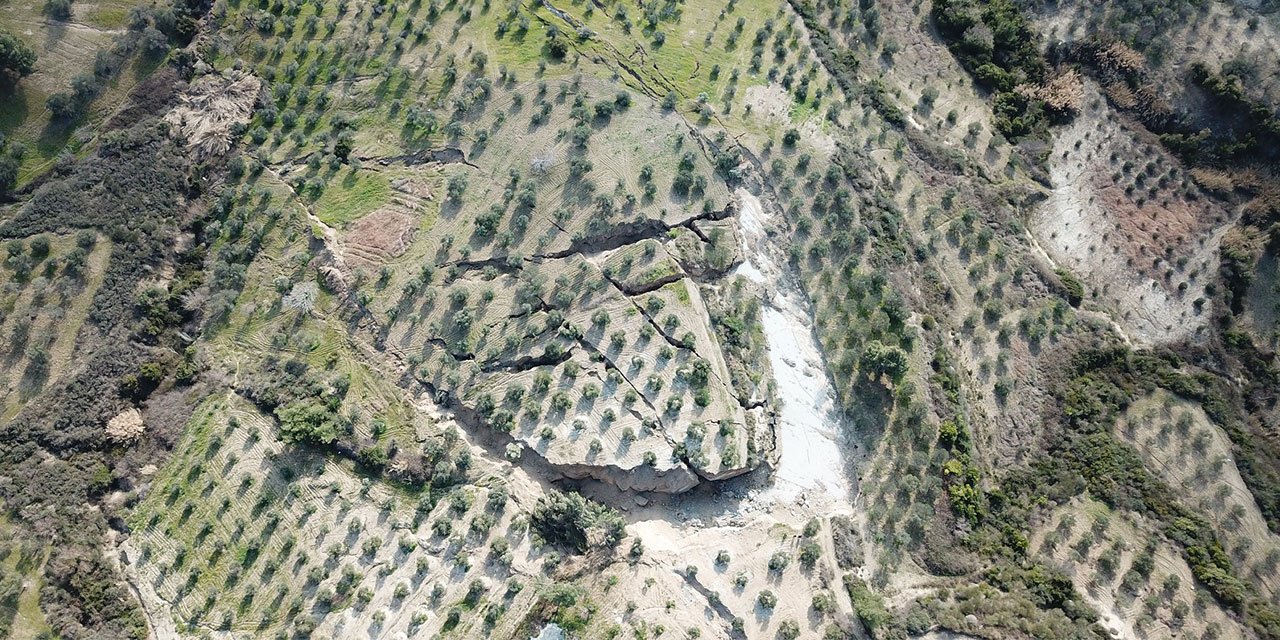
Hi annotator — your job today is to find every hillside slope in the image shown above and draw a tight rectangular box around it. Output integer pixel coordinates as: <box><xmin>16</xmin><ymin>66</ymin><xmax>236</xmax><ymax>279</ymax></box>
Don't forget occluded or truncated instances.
<box><xmin>2</xmin><ymin>0</ymin><xmax>1280</xmax><ymax>638</ymax></box>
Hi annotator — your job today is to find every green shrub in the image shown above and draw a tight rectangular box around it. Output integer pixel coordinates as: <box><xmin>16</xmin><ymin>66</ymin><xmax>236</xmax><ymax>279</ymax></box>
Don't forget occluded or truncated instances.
<box><xmin>1054</xmin><ymin>269</ymin><xmax>1084</xmax><ymax>307</ymax></box>
<box><xmin>799</xmin><ymin>541</ymin><xmax>821</xmax><ymax>569</ymax></box>
<box><xmin>844</xmin><ymin>577</ymin><xmax>903</xmax><ymax>639</ymax></box>
<box><xmin>860</xmin><ymin>340</ymin><xmax>908</xmax><ymax>382</ymax></box>
<box><xmin>275</xmin><ymin>399</ymin><xmax>340</xmax><ymax>445</ymax></box>
<box><xmin>756</xmin><ymin>590</ymin><xmax>777</xmax><ymax>609</ymax></box>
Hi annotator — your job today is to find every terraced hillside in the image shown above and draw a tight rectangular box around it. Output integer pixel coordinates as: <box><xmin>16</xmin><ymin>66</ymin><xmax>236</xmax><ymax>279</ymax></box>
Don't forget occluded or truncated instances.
<box><xmin>2</xmin><ymin>0</ymin><xmax>1280</xmax><ymax>637</ymax></box>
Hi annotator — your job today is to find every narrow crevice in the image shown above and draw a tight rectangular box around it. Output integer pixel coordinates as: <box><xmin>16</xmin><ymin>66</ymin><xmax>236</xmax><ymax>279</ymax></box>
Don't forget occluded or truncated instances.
<box><xmin>415</xmin><ymin>365</ymin><xmax>701</xmax><ymax>493</ymax></box>
<box><xmin>593</xmin><ymin>276</ymin><xmax>749</xmax><ymax>482</ymax></box>
<box><xmin>535</xmin><ymin>217</ymin><xmax>673</xmax><ymax>260</ymax></box>
<box><xmin>532</xmin><ymin>202</ymin><xmax>734</xmax><ymax>264</ymax></box>
<box><xmin>356</xmin><ymin>146</ymin><xmax>478</xmax><ymax>169</ymax></box>
<box><xmin>444</xmin><ymin>254</ymin><xmax>527</xmax><ymax>274</ymax></box>
<box><xmin>573</xmin><ymin>336</ymin><xmax>666</xmax><ymax>429</ymax></box>
<box><xmin>571</xmin><ymin>333</ymin><xmax>721</xmax><ymax>483</ymax></box>
<box><xmin>479</xmin><ymin>344</ymin><xmax>574</xmax><ymax>373</ymax></box>
<box><xmin>532</xmin><ymin>0</ymin><xmax>755</xmax><ymax>209</ymax></box>
<box><xmin>507</xmin><ymin>297</ymin><xmax>553</xmax><ymax>320</ymax></box>
<box><xmin>620</xmin><ymin>275</ymin><xmax>749</xmax><ymax>413</ymax></box>
<box><xmin>609</xmin><ymin>268</ymin><xmax>686</xmax><ymax>296</ymax></box>
<box><xmin>601</xmin><ymin>272</ymin><xmax>693</xmax><ymax>354</ymax></box>
<box><xmin>536</xmin><ymin>0</ymin><xmax>676</xmax><ymax>102</ymax></box>
<box><xmin>678</xmin><ymin>569</ymin><xmax>748</xmax><ymax>640</ymax></box>
<box><xmin>684</xmin><ymin>219</ymin><xmax>714</xmax><ymax>244</ymax></box>
<box><xmin>443</xmin><ymin>204</ymin><xmax>732</xmax><ymax>276</ymax></box>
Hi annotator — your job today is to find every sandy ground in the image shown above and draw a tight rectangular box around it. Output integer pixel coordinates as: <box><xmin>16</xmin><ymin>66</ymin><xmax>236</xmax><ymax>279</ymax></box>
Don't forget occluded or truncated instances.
<box><xmin>1032</xmin><ymin>81</ymin><xmax>1229</xmax><ymax>346</ymax></box>
<box><xmin>757</xmin><ymin>299</ymin><xmax>855</xmax><ymax>504</ymax></box>
<box><xmin>531</xmin><ymin>623</ymin><xmax>565</xmax><ymax>639</ymax></box>
<box><xmin>116</xmin><ymin>539</ymin><xmax>180</xmax><ymax>640</ymax></box>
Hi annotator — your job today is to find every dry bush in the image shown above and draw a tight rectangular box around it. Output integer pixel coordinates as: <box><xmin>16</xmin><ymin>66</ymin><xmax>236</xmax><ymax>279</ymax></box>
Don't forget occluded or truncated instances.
<box><xmin>1104</xmin><ymin>83</ymin><xmax>1138</xmax><ymax>110</ymax></box>
<box><xmin>105</xmin><ymin>408</ymin><xmax>146</xmax><ymax>442</ymax></box>
<box><xmin>1242</xmin><ymin>186</ymin><xmax>1280</xmax><ymax>228</ymax></box>
<box><xmin>1095</xmin><ymin>42</ymin><xmax>1146</xmax><ymax>75</ymax></box>
<box><xmin>1190</xmin><ymin>168</ymin><xmax>1236</xmax><ymax>194</ymax></box>
<box><xmin>163</xmin><ymin>71</ymin><xmax>260</xmax><ymax>158</ymax></box>
<box><xmin>1023</xmin><ymin>69</ymin><xmax>1084</xmax><ymax>116</ymax></box>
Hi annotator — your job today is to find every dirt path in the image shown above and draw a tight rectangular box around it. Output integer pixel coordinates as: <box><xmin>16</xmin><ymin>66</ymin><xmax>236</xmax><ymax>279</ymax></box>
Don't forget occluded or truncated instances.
<box><xmin>113</xmin><ymin>537</ymin><xmax>180</xmax><ymax>640</ymax></box>
<box><xmin>1023</xmin><ymin>227</ymin><xmax>1135</xmax><ymax>347</ymax></box>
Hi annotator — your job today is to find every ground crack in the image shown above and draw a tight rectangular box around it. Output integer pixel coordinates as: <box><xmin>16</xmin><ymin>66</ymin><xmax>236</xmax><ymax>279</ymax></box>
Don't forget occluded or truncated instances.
<box><xmin>480</xmin><ymin>343</ymin><xmax>575</xmax><ymax>373</ymax></box>
<box><xmin>357</xmin><ymin>146</ymin><xmax>478</xmax><ymax>169</ymax></box>
<box><xmin>678</xmin><ymin>568</ymin><xmax>748</xmax><ymax>640</ymax></box>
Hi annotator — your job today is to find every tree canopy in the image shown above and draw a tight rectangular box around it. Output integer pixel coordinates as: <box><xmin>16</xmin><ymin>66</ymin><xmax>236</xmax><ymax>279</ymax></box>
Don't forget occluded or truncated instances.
<box><xmin>275</xmin><ymin>398</ymin><xmax>340</xmax><ymax>445</ymax></box>
<box><xmin>531</xmin><ymin>490</ymin><xmax>625</xmax><ymax>552</ymax></box>
<box><xmin>0</xmin><ymin>29</ymin><xmax>37</xmax><ymax>80</ymax></box>
<box><xmin>860</xmin><ymin>340</ymin><xmax>909</xmax><ymax>383</ymax></box>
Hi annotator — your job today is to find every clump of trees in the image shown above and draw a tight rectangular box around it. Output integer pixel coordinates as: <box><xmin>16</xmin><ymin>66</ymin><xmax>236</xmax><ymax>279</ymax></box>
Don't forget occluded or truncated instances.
<box><xmin>844</xmin><ymin>577</ymin><xmax>904</xmax><ymax>639</ymax></box>
<box><xmin>1181</xmin><ymin>63</ymin><xmax>1280</xmax><ymax>164</ymax></box>
<box><xmin>46</xmin><ymin>74</ymin><xmax>102</xmax><ymax>121</ymax></box>
<box><xmin>932</xmin><ymin>0</ymin><xmax>1050</xmax><ymax>139</ymax></box>
<box><xmin>45</xmin><ymin>0</ymin><xmax>72</xmax><ymax>20</ymax></box>
<box><xmin>860</xmin><ymin>340</ymin><xmax>908</xmax><ymax>383</ymax></box>
<box><xmin>276</xmin><ymin>397</ymin><xmax>341</xmax><ymax>445</ymax></box>
<box><xmin>0</xmin><ymin>133</ymin><xmax>24</xmax><ymax>200</ymax></box>
<box><xmin>531</xmin><ymin>490</ymin><xmax>625</xmax><ymax>553</ymax></box>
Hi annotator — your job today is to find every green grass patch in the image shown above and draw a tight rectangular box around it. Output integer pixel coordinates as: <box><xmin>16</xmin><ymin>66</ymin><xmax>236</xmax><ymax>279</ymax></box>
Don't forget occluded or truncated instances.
<box><xmin>790</xmin><ymin>97</ymin><xmax>817</xmax><ymax>122</ymax></box>
<box><xmin>663</xmin><ymin>280</ymin><xmax>691</xmax><ymax>305</ymax></box>
<box><xmin>313</xmin><ymin>169</ymin><xmax>391</xmax><ymax>227</ymax></box>
<box><xmin>641</xmin><ymin>264</ymin><xmax>677</xmax><ymax>284</ymax></box>
<box><xmin>88</xmin><ymin>4</ymin><xmax>131</xmax><ymax>28</ymax></box>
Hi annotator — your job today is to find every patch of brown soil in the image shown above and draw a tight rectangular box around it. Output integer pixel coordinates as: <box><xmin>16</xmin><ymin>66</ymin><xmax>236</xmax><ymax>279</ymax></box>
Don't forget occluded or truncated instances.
<box><xmin>342</xmin><ymin>208</ymin><xmax>418</xmax><ymax>262</ymax></box>
<box><xmin>1034</xmin><ymin>79</ymin><xmax>1230</xmax><ymax>344</ymax></box>
<box><xmin>1089</xmin><ymin>171</ymin><xmax>1216</xmax><ymax>283</ymax></box>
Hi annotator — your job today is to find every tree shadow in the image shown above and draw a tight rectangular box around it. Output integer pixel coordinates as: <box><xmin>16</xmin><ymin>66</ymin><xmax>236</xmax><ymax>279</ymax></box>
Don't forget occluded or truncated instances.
<box><xmin>0</xmin><ymin>83</ymin><xmax>31</xmax><ymax>134</ymax></box>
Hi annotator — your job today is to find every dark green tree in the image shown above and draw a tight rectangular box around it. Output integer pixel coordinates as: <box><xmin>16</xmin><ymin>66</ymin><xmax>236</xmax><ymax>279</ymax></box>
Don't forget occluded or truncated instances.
<box><xmin>0</xmin><ymin>29</ymin><xmax>37</xmax><ymax>80</ymax></box>
<box><xmin>860</xmin><ymin>340</ymin><xmax>909</xmax><ymax>382</ymax></box>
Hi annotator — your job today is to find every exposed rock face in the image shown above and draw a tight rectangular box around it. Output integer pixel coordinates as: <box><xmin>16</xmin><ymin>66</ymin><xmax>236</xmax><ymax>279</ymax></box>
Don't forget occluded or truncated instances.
<box><xmin>555</xmin><ymin>460</ymin><xmax>701</xmax><ymax>493</ymax></box>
